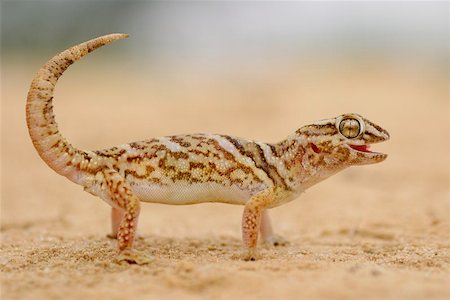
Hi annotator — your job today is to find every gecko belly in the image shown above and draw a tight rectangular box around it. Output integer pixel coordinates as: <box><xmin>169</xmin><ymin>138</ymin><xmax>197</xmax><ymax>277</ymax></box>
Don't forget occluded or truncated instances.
<box><xmin>130</xmin><ymin>182</ymin><xmax>264</xmax><ymax>205</ymax></box>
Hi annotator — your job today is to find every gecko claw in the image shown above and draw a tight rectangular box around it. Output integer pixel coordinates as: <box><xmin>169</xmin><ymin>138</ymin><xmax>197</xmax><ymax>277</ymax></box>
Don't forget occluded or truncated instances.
<box><xmin>242</xmin><ymin>249</ymin><xmax>261</xmax><ymax>261</ymax></box>
<box><xmin>263</xmin><ymin>234</ymin><xmax>289</xmax><ymax>247</ymax></box>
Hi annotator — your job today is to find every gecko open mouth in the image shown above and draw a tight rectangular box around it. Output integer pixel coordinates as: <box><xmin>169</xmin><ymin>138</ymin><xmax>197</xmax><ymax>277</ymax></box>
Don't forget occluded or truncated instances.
<box><xmin>349</xmin><ymin>144</ymin><xmax>371</xmax><ymax>153</ymax></box>
<box><xmin>349</xmin><ymin>144</ymin><xmax>385</xmax><ymax>155</ymax></box>
<box><xmin>348</xmin><ymin>144</ymin><xmax>386</xmax><ymax>155</ymax></box>
<box><xmin>345</xmin><ymin>142</ymin><xmax>388</xmax><ymax>164</ymax></box>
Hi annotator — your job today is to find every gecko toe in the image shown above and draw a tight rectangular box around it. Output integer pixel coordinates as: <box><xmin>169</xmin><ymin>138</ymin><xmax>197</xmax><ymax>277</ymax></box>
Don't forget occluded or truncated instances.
<box><xmin>263</xmin><ymin>234</ymin><xmax>289</xmax><ymax>247</ymax></box>
<box><xmin>116</xmin><ymin>249</ymin><xmax>152</xmax><ymax>265</ymax></box>
<box><xmin>241</xmin><ymin>249</ymin><xmax>261</xmax><ymax>261</ymax></box>
<box><xmin>106</xmin><ymin>233</ymin><xmax>118</xmax><ymax>239</ymax></box>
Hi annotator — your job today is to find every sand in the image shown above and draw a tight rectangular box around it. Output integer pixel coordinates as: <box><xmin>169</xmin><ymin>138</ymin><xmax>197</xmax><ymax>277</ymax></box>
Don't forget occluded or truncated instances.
<box><xmin>1</xmin><ymin>58</ymin><xmax>449</xmax><ymax>299</ymax></box>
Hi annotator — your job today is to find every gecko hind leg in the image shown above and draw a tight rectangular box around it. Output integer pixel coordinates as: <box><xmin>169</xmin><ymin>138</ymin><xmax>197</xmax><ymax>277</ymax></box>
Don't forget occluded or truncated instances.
<box><xmin>106</xmin><ymin>207</ymin><xmax>124</xmax><ymax>239</ymax></box>
<box><xmin>102</xmin><ymin>168</ymin><xmax>151</xmax><ymax>264</ymax></box>
<box><xmin>260</xmin><ymin>209</ymin><xmax>289</xmax><ymax>246</ymax></box>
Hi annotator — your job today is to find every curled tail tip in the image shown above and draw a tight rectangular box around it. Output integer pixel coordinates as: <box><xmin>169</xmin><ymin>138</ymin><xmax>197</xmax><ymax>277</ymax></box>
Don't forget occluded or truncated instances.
<box><xmin>108</xmin><ymin>32</ymin><xmax>129</xmax><ymax>39</ymax></box>
<box><xmin>102</xmin><ymin>33</ymin><xmax>129</xmax><ymax>42</ymax></box>
<box><xmin>118</xmin><ymin>33</ymin><xmax>129</xmax><ymax>39</ymax></box>
<box><xmin>82</xmin><ymin>33</ymin><xmax>128</xmax><ymax>53</ymax></box>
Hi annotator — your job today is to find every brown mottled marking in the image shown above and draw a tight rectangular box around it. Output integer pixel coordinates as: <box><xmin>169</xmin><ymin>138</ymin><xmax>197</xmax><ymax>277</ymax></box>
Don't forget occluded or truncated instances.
<box><xmin>169</xmin><ymin>136</ymin><xmax>191</xmax><ymax>147</ymax></box>
<box><xmin>171</xmin><ymin>152</ymin><xmax>189</xmax><ymax>160</ymax></box>
<box><xmin>189</xmin><ymin>162</ymin><xmax>205</xmax><ymax>170</ymax></box>
<box><xmin>296</xmin><ymin>123</ymin><xmax>335</xmax><ymax>134</ymax></box>
<box><xmin>205</xmin><ymin>137</ymin><xmax>259</xmax><ymax>176</ymax></box>
<box><xmin>190</xmin><ymin>134</ymin><xmax>207</xmax><ymax>140</ymax></box>
<box><xmin>220</xmin><ymin>135</ymin><xmax>280</xmax><ymax>185</ymax></box>
<box><xmin>254</xmin><ymin>143</ymin><xmax>289</xmax><ymax>190</ymax></box>
<box><xmin>129</xmin><ymin>142</ymin><xmax>147</xmax><ymax>150</ymax></box>
<box><xmin>220</xmin><ymin>135</ymin><xmax>247</xmax><ymax>154</ymax></box>
<box><xmin>268</xmin><ymin>143</ymin><xmax>281</xmax><ymax>158</ymax></box>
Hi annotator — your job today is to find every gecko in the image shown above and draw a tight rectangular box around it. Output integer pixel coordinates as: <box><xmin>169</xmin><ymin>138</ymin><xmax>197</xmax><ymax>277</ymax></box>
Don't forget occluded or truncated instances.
<box><xmin>26</xmin><ymin>33</ymin><xmax>390</xmax><ymax>263</ymax></box>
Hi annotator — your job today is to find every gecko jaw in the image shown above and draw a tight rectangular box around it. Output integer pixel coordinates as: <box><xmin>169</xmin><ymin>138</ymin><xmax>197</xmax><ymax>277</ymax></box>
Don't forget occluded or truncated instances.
<box><xmin>347</xmin><ymin>143</ymin><xmax>387</xmax><ymax>160</ymax></box>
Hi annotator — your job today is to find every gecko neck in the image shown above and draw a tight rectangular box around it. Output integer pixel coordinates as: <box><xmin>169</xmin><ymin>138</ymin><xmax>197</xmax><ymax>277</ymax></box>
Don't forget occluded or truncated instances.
<box><xmin>274</xmin><ymin>133</ymin><xmax>348</xmax><ymax>192</ymax></box>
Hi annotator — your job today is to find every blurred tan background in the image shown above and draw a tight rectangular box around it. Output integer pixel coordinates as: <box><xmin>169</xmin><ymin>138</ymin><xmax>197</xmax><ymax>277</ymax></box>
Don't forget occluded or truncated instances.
<box><xmin>1</xmin><ymin>1</ymin><xmax>449</xmax><ymax>300</ymax></box>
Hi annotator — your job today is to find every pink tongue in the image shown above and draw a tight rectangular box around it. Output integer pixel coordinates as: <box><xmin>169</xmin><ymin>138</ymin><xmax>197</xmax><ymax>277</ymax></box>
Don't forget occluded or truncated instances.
<box><xmin>350</xmin><ymin>145</ymin><xmax>370</xmax><ymax>152</ymax></box>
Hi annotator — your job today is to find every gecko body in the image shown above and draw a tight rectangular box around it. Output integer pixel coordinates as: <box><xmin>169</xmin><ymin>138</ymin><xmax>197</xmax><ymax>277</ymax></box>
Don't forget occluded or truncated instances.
<box><xmin>26</xmin><ymin>34</ymin><xmax>390</xmax><ymax>263</ymax></box>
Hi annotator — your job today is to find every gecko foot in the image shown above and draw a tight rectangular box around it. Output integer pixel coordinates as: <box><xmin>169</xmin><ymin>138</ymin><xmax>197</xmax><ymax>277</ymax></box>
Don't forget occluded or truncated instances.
<box><xmin>107</xmin><ymin>233</ymin><xmax>142</xmax><ymax>240</ymax></box>
<box><xmin>116</xmin><ymin>249</ymin><xmax>152</xmax><ymax>265</ymax></box>
<box><xmin>263</xmin><ymin>234</ymin><xmax>289</xmax><ymax>247</ymax></box>
<box><xmin>106</xmin><ymin>233</ymin><xmax>117</xmax><ymax>239</ymax></box>
<box><xmin>242</xmin><ymin>249</ymin><xmax>261</xmax><ymax>261</ymax></box>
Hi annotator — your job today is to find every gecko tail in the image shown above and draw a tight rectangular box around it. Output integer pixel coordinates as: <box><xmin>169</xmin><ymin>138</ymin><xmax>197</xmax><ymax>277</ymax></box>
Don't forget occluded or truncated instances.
<box><xmin>26</xmin><ymin>33</ymin><xmax>128</xmax><ymax>183</ymax></box>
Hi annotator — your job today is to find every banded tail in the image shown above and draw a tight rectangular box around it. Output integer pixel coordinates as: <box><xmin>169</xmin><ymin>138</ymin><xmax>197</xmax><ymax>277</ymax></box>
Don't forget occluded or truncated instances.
<box><xmin>26</xmin><ymin>33</ymin><xmax>128</xmax><ymax>184</ymax></box>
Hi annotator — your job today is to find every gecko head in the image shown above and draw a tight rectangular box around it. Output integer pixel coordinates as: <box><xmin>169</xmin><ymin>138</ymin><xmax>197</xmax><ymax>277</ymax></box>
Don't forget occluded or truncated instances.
<box><xmin>298</xmin><ymin>113</ymin><xmax>390</xmax><ymax>167</ymax></box>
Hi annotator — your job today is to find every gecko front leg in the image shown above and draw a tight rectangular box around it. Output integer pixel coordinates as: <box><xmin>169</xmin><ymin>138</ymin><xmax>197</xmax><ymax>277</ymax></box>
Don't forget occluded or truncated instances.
<box><xmin>260</xmin><ymin>209</ymin><xmax>289</xmax><ymax>246</ymax></box>
<box><xmin>242</xmin><ymin>188</ymin><xmax>276</xmax><ymax>261</ymax></box>
<box><xmin>102</xmin><ymin>168</ymin><xmax>150</xmax><ymax>264</ymax></box>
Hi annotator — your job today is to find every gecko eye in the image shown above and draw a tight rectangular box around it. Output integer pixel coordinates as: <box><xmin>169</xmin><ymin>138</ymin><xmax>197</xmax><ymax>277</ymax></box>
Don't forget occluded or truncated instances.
<box><xmin>338</xmin><ymin>118</ymin><xmax>362</xmax><ymax>139</ymax></box>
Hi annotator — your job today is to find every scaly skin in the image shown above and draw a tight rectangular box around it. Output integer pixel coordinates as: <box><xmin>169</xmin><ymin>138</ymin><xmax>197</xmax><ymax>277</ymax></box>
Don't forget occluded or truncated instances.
<box><xmin>26</xmin><ymin>34</ymin><xmax>390</xmax><ymax>263</ymax></box>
